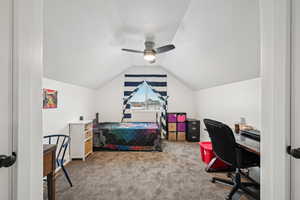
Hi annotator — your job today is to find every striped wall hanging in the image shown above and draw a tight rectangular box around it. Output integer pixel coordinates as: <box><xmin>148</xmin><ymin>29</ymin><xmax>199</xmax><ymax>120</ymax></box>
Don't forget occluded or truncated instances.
<box><xmin>122</xmin><ymin>74</ymin><xmax>168</xmax><ymax>137</ymax></box>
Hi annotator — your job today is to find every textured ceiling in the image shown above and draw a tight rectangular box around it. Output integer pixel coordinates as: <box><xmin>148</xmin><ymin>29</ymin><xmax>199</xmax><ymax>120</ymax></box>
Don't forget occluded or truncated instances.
<box><xmin>44</xmin><ymin>0</ymin><xmax>260</xmax><ymax>90</ymax></box>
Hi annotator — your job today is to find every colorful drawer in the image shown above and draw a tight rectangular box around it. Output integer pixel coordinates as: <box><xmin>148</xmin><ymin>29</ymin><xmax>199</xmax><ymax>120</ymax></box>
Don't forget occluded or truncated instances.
<box><xmin>177</xmin><ymin>132</ymin><xmax>186</xmax><ymax>141</ymax></box>
<box><xmin>177</xmin><ymin>123</ymin><xmax>186</xmax><ymax>132</ymax></box>
<box><xmin>177</xmin><ymin>114</ymin><xmax>186</xmax><ymax>122</ymax></box>
<box><xmin>167</xmin><ymin>112</ymin><xmax>187</xmax><ymax>141</ymax></box>
<box><xmin>167</xmin><ymin>113</ymin><xmax>177</xmax><ymax>123</ymax></box>
<box><xmin>168</xmin><ymin>123</ymin><xmax>177</xmax><ymax>132</ymax></box>
<box><xmin>168</xmin><ymin>132</ymin><xmax>177</xmax><ymax>141</ymax></box>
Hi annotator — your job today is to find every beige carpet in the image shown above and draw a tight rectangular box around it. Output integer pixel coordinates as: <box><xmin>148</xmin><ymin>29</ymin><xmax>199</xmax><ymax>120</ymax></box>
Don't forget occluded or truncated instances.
<box><xmin>44</xmin><ymin>141</ymin><xmax>252</xmax><ymax>200</ymax></box>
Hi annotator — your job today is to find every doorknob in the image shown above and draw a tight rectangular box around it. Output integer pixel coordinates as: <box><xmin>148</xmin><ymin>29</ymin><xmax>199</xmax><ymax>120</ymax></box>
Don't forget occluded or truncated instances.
<box><xmin>0</xmin><ymin>152</ymin><xmax>17</xmax><ymax>168</ymax></box>
<box><xmin>287</xmin><ymin>146</ymin><xmax>300</xmax><ymax>159</ymax></box>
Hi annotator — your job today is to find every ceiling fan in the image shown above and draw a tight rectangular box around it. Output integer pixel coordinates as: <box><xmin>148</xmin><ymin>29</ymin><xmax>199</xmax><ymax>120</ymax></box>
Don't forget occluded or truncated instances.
<box><xmin>121</xmin><ymin>41</ymin><xmax>175</xmax><ymax>63</ymax></box>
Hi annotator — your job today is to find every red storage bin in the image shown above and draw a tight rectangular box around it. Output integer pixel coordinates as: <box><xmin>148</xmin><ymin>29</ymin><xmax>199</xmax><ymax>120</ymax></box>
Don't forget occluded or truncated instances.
<box><xmin>199</xmin><ymin>142</ymin><xmax>229</xmax><ymax>169</ymax></box>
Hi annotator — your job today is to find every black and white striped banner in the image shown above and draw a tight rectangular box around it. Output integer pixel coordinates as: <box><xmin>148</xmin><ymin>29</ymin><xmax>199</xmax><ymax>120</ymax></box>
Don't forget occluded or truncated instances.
<box><xmin>122</xmin><ymin>74</ymin><xmax>168</xmax><ymax>137</ymax></box>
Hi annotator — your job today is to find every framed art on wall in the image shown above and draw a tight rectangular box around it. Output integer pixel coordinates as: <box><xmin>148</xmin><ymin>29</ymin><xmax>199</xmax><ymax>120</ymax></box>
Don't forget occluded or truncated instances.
<box><xmin>43</xmin><ymin>88</ymin><xmax>58</xmax><ymax>109</ymax></box>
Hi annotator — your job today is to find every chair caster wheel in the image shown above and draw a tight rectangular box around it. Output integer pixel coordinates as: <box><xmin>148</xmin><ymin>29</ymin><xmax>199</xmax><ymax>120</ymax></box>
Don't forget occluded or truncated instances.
<box><xmin>211</xmin><ymin>178</ymin><xmax>216</xmax><ymax>183</ymax></box>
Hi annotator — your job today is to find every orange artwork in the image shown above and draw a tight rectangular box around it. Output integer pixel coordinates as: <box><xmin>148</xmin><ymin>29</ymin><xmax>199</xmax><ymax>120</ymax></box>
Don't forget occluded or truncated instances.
<box><xmin>43</xmin><ymin>89</ymin><xmax>58</xmax><ymax>109</ymax></box>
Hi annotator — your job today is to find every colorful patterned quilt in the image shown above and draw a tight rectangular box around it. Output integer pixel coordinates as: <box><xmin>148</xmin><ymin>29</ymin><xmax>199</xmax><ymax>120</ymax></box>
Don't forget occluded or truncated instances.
<box><xmin>93</xmin><ymin>122</ymin><xmax>162</xmax><ymax>151</ymax></box>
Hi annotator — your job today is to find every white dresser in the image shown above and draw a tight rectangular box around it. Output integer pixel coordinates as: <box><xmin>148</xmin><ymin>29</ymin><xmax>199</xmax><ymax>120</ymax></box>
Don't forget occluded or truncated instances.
<box><xmin>69</xmin><ymin>120</ymin><xmax>93</xmax><ymax>160</ymax></box>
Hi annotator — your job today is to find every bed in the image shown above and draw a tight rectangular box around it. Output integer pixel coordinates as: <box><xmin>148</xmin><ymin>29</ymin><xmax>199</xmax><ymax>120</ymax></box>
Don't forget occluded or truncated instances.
<box><xmin>93</xmin><ymin>122</ymin><xmax>162</xmax><ymax>151</ymax></box>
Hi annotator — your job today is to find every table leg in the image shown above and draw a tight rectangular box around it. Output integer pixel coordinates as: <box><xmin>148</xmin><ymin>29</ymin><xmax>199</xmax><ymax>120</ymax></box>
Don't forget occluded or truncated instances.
<box><xmin>47</xmin><ymin>173</ymin><xmax>55</xmax><ymax>200</ymax></box>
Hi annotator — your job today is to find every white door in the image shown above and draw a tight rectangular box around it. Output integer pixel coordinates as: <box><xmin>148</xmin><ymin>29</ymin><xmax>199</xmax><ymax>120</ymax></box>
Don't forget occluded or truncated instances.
<box><xmin>291</xmin><ymin>0</ymin><xmax>300</xmax><ymax>199</ymax></box>
<box><xmin>0</xmin><ymin>0</ymin><xmax>14</xmax><ymax>199</ymax></box>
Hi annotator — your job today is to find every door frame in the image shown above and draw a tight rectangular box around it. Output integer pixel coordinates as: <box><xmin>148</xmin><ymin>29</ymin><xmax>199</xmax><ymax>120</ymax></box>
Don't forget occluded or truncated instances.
<box><xmin>260</xmin><ymin>0</ymin><xmax>291</xmax><ymax>199</ymax></box>
<box><xmin>8</xmin><ymin>0</ymin><xmax>294</xmax><ymax>199</ymax></box>
<box><xmin>11</xmin><ymin>0</ymin><xmax>44</xmax><ymax>200</ymax></box>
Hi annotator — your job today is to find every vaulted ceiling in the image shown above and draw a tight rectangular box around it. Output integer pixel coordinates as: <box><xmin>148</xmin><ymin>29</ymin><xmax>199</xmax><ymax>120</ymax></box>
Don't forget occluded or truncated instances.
<box><xmin>44</xmin><ymin>0</ymin><xmax>260</xmax><ymax>90</ymax></box>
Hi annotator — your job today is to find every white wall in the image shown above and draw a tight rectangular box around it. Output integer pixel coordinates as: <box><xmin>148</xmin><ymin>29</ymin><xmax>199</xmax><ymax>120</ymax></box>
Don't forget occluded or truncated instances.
<box><xmin>96</xmin><ymin>66</ymin><xmax>197</xmax><ymax>122</ymax></box>
<box><xmin>196</xmin><ymin>78</ymin><xmax>261</xmax><ymax>141</ymax></box>
<box><xmin>42</xmin><ymin>78</ymin><xmax>96</xmax><ymax>136</ymax></box>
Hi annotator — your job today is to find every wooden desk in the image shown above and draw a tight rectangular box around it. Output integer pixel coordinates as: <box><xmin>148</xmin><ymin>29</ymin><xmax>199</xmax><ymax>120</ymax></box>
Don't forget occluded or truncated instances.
<box><xmin>235</xmin><ymin>134</ymin><xmax>260</xmax><ymax>155</ymax></box>
<box><xmin>43</xmin><ymin>144</ymin><xmax>56</xmax><ymax>200</ymax></box>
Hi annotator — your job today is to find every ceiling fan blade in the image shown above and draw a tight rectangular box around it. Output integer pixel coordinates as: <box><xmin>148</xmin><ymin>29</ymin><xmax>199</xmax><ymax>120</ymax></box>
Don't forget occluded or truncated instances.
<box><xmin>121</xmin><ymin>48</ymin><xmax>144</xmax><ymax>53</ymax></box>
<box><xmin>156</xmin><ymin>44</ymin><xmax>175</xmax><ymax>54</ymax></box>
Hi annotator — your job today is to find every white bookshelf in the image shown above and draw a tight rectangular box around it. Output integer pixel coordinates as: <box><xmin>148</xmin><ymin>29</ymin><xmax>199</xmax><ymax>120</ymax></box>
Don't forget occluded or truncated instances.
<box><xmin>69</xmin><ymin>120</ymin><xmax>93</xmax><ymax>161</ymax></box>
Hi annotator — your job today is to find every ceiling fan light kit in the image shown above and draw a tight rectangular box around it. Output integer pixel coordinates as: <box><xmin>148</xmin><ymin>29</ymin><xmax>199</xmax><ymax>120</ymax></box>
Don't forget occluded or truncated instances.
<box><xmin>122</xmin><ymin>41</ymin><xmax>175</xmax><ymax>64</ymax></box>
<box><xmin>144</xmin><ymin>50</ymin><xmax>156</xmax><ymax>62</ymax></box>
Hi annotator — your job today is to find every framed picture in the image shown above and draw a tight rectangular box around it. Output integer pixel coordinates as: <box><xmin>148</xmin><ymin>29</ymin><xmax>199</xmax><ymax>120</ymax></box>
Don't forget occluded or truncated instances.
<box><xmin>43</xmin><ymin>89</ymin><xmax>58</xmax><ymax>109</ymax></box>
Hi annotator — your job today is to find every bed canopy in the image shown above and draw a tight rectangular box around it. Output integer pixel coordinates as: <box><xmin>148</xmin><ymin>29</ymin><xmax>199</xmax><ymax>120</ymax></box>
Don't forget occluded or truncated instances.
<box><xmin>122</xmin><ymin>74</ymin><xmax>168</xmax><ymax>138</ymax></box>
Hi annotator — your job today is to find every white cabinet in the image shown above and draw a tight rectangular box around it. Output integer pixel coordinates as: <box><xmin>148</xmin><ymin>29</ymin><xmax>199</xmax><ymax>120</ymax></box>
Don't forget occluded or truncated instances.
<box><xmin>69</xmin><ymin>120</ymin><xmax>93</xmax><ymax>160</ymax></box>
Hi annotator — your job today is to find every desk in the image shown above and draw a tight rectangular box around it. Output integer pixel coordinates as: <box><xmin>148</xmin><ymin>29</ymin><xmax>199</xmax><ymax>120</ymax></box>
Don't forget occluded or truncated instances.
<box><xmin>235</xmin><ymin>134</ymin><xmax>260</xmax><ymax>155</ymax></box>
<box><xmin>43</xmin><ymin>144</ymin><xmax>56</xmax><ymax>200</ymax></box>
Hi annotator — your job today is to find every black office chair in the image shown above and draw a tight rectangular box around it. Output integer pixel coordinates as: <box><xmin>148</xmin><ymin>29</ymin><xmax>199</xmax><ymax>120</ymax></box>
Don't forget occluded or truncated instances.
<box><xmin>203</xmin><ymin>119</ymin><xmax>260</xmax><ymax>200</ymax></box>
<box><xmin>44</xmin><ymin>134</ymin><xmax>73</xmax><ymax>187</ymax></box>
